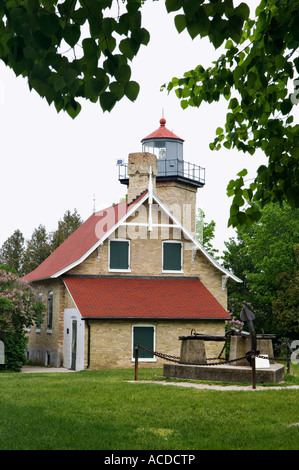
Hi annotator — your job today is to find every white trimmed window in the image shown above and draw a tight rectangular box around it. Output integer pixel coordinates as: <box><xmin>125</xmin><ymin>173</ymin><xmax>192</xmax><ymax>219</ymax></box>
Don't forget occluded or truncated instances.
<box><xmin>162</xmin><ymin>241</ymin><xmax>183</xmax><ymax>272</ymax></box>
<box><xmin>109</xmin><ymin>239</ymin><xmax>130</xmax><ymax>272</ymax></box>
<box><xmin>132</xmin><ymin>325</ymin><xmax>156</xmax><ymax>362</ymax></box>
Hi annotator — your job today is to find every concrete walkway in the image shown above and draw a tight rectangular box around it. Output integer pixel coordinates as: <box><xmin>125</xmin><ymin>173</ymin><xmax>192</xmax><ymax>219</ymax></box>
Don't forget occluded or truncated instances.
<box><xmin>21</xmin><ymin>366</ymin><xmax>75</xmax><ymax>373</ymax></box>
<box><xmin>128</xmin><ymin>380</ymin><xmax>299</xmax><ymax>391</ymax></box>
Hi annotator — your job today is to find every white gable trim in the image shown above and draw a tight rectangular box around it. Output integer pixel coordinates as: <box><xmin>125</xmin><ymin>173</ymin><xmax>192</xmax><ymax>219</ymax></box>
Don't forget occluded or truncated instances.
<box><xmin>52</xmin><ymin>192</ymin><xmax>149</xmax><ymax>278</ymax></box>
<box><xmin>52</xmin><ymin>190</ymin><xmax>241</xmax><ymax>283</ymax></box>
<box><xmin>151</xmin><ymin>193</ymin><xmax>242</xmax><ymax>283</ymax></box>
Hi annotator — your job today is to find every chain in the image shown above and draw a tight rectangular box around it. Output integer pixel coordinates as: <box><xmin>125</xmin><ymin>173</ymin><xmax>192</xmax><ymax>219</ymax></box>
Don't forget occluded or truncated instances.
<box><xmin>136</xmin><ymin>344</ymin><xmax>264</xmax><ymax>366</ymax></box>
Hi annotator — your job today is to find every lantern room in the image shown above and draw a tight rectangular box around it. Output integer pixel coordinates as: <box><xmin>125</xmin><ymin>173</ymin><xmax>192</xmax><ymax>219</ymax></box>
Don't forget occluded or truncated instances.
<box><xmin>118</xmin><ymin>117</ymin><xmax>205</xmax><ymax>189</ymax></box>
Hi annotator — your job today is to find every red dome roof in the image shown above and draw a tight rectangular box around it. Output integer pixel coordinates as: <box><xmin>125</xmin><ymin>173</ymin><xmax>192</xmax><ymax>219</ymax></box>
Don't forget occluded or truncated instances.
<box><xmin>142</xmin><ymin>118</ymin><xmax>184</xmax><ymax>141</ymax></box>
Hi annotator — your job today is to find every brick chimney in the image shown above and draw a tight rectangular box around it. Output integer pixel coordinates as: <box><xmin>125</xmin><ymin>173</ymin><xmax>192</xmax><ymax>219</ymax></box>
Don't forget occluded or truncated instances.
<box><xmin>127</xmin><ymin>152</ymin><xmax>157</xmax><ymax>204</ymax></box>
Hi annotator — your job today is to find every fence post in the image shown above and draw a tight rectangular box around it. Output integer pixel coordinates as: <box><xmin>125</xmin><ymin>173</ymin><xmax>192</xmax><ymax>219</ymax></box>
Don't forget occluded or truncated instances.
<box><xmin>251</xmin><ymin>355</ymin><xmax>256</xmax><ymax>390</ymax></box>
<box><xmin>135</xmin><ymin>346</ymin><xmax>139</xmax><ymax>381</ymax></box>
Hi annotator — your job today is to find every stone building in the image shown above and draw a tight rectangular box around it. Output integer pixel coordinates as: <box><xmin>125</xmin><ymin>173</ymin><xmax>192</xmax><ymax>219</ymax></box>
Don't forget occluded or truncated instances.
<box><xmin>24</xmin><ymin>118</ymin><xmax>241</xmax><ymax>370</ymax></box>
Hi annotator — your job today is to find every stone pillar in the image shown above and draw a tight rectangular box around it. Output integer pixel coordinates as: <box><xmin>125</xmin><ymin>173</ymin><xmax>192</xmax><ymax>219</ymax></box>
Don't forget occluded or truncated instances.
<box><xmin>180</xmin><ymin>339</ymin><xmax>206</xmax><ymax>364</ymax></box>
<box><xmin>229</xmin><ymin>336</ymin><xmax>275</xmax><ymax>366</ymax></box>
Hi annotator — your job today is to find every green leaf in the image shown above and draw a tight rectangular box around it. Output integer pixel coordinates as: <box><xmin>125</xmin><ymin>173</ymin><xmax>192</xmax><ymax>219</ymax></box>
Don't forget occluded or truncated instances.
<box><xmin>63</xmin><ymin>25</ymin><xmax>81</xmax><ymax>48</ymax></box>
<box><xmin>66</xmin><ymin>99</ymin><xmax>81</xmax><ymax>119</ymax></box>
<box><xmin>174</xmin><ymin>15</ymin><xmax>186</xmax><ymax>34</ymax></box>
<box><xmin>280</xmin><ymin>99</ymin><xmax>292</xmax><ymax>115</ymax></box>
<box><xmin>229</xmin><ymin>97</ymin><xmax>239</xmax><ymax>110</ymax></box>
<box><xmin>237</xmin><ymin>168</ymin><xmax>248</xmax><ymax>177</ymax></box>
<box><xmin>53</xmin><ymin>75</ymin><xmax>67</xmax><ymax>91</ymax></box>
<box><xmin>166</xmin><ymin>0</ymin><xmax>182</xmax><ymax>13</ymax></box>
<box><xmin>38</xmin><ymin>14</ymin><xmax>60</xmax><ymax>38</ymax></box>
<box><xmin>82</xmin><ymin>38</ymin><xmax>98</xmax><ymax>59</ymax></box>
<box><xmin>124</xmin><ymin>81</ymin><xmax>139</xmax><ymax>101</ymax></box>
<box><xmin>236</xmin><ymin>211</ymin><xmax>247</xmax><ymax>226</ymax></box>
<box><xmin>233</xmin><ymin>65</ymin><xmax>243</xmax><ymax>81</ymax></box>
<box><xmin>234</xmin><ymin>3</ymin><xmax>250</xmax><ymax>21</ymax></box>
<box><xmin>119</xmin><ymin>38</ymin><xmax>135</xmax><ymax>60</ymax></box>
<box><xmin>99</xmin><ymin>91</ymin><xmax>118</xmax><ymax>112</ymax></box>
<box><xmin>114</xmin><ymin>64</ymin><xmax>131</xmax><ymax>83</ymax></box>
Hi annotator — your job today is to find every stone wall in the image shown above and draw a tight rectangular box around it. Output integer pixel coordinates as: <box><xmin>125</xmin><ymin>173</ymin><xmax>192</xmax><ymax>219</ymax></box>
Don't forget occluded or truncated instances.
<box><xmin>26</xmin><ymin>278</ymin><xmax>64</xmax><ymax>367</ymax></box>
<box><xmin>84</xmin><ymin>319</ymin><xmax>226</xmax><ymax>370</ymax></box>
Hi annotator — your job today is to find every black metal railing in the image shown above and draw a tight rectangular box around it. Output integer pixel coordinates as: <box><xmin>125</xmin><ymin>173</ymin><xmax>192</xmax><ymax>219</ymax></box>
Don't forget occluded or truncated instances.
<box><xmin>118</xmin><ymin>158</ymin><xmax>205</xmax><ymax>186</ymax></box>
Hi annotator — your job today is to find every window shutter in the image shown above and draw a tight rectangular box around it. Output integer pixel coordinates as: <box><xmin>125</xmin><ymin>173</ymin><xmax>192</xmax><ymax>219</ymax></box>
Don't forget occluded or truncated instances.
<box><xmin>163</xmin><ymin>242</ymin><xmax>182</xmax><ymax>271</ymax></box>
<box><xmin>110</xmin><ymin>240</ymin><xmax>129</xmax><ymax>270</ymax></box>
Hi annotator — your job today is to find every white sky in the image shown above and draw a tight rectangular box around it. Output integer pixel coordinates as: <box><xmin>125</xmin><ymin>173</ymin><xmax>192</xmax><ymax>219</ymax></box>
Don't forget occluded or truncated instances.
<box><xmin>0</xmin><ymin>1</ymin><xmax>283</xmax><ymax>254</ymax></box>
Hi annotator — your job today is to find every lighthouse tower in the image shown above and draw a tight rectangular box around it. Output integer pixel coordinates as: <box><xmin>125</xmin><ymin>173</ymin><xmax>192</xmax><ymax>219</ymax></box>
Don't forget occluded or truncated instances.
<box><xmin>119</xmin><ymin>117</ymin><xmax>205</xmax><ymax>233</ymax></box>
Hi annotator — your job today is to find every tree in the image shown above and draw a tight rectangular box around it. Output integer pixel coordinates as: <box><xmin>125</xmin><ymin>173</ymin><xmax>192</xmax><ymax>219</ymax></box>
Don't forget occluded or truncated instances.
<box><xmin>0</xmin><ymin>229</ymin><xmax>25</xmax><ymax>275</ymax></box>
<box><xmin>1</xmin><ymin>1</ymin><xmax>298</xmax><ymax>227</ymax></box>
<box><xmin>222</xmin><ymin>203</ymin><xmax>299</xmax><ymax>338</ymax></box>
<box><xmin>0</xmin><ymin>0</ymin><xmax>252</xmax><ymax>117</ymax></box>
<box><xmin>272</xmin><ymin>245</ymin><xmax>299</xmax><ymax>337</ymax></box>
<box><xmin>165</xmin><ymin>0</ymin><xmax>299</xmax><ymax>229</ymax></box>
<box><xmin>0</xmin><ymin>209</ymin><xmax>83</xmax><ymax>276</ymax></box>
<box><xmin>0</xmin><ymin>265</ymin><xmax>45</xmax><ymax>371</ymax></box>
<box><xmin>22</xmin><ymin>224</ymin><xmax>52</xmax><ymax>275</ymax></box>
<box><xmin>50</xmin><ymin>208</ymin><xmax>82</xmax><ymax>250</ymax></box>
<box><xmin>0</xmin><ymin>0</ymin><xmax>150</xmax><ymax>118</ymax></box>
<box><xmin>196</xmin><ymin>208</ymin><xmax>219</xmax><ymax>259</ymax></box>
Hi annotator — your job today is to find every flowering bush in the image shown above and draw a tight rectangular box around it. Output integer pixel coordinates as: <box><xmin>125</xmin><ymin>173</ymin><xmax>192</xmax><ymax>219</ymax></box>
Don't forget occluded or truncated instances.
<box><xmin>226</xmin><ymin>297</ymin><xmax>248</xmax><ymax>332</ymax></box>
<box><xmin>0</xmin><ymin>265</ymin><xmax>45</xmax><ymax>370</ymax></box>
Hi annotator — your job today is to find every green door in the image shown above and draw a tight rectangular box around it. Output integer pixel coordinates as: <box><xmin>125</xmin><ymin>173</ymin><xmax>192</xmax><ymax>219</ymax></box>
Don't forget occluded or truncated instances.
<box><xmin>133</xmin><ymin>326</ymin><xmax>154</xmax><ymax>359</ymax></box>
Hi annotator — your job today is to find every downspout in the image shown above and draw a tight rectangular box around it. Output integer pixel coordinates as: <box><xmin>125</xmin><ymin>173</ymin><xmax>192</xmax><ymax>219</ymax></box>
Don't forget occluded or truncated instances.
<box><xmin>86</xmin><ymin>320</ymin><xmax>91</xmax><ymax>369</ymax></box>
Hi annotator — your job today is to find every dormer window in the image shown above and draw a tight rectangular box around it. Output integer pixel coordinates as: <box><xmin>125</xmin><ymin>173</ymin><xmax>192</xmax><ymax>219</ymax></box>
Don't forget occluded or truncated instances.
<box><xmin>162</xmin><ymin>241</ymin><xmax>183</xmax><ymax>272</ymax></box>
<box><xmin>109</xmin><ymin>239</ymin><xmax>130</xmax><ymax>272</ymax></box>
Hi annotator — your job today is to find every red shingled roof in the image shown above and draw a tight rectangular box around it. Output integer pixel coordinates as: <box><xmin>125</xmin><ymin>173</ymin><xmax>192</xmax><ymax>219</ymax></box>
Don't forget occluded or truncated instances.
<box><xmin>23</xmin><ymin>196</ymin><xmax>145</xmax><ymax>281</ymax></box>
<box><xmin>63</xmin><ymin>276</ymin><xmax>230</xmax><ymax>320</ymax></box>
<box><xmin>142</xmin><ymin>118</ymin><xmax>184</xmax><ymax>141</ymax></box>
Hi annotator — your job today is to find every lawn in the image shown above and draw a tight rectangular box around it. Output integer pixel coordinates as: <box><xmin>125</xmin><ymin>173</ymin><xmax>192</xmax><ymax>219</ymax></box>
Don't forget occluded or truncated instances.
<box><xmin>0</xmin><ymin>365</ymin><xmax>298</xmax><ymax>450</ymax></box>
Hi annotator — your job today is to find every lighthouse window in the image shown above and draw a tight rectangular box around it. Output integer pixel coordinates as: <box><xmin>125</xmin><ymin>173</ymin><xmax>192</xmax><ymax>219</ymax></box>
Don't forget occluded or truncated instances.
<box><xmin>143</xmin><ymin>141</ymin><xmax>166</xmax><ymax>159</ymax></box>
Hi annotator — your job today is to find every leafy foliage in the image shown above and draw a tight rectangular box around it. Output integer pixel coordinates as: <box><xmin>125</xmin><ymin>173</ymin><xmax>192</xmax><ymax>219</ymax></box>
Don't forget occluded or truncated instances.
<box><xmin>272</xmin><ymin>245</ymin><xmax>299</xmax><ymax>336</ymax></box>
<box><xmin>196</xmin><ymin>208</ymin><xmax>219</xmax><ymax>259</ymax></box>
<box><xmin>0</xmin><ymin>229</ymin><xmax>25</xmax><ymax>274</ymax></box>
<box><xmin>165</xmin><ymin>0</ymin><xmax>299</xmax><ymax>228</ymax></box>
<box><xmin>22</xmin><ymin>224</ymin><xmax>52</xmax><ymax>275</ymax></box>
<box><xmin>222</xmin><ymin>203</ymin><xmax>299</xmax><ymax>338</ymax></box>
<box><xmin>0</xmin><ymin>209</ymin><xmax>82</xmax><ymax>275</ymax></box>
<box><xmin>1</xmin><ymin>1</ymin><xmax>298</xmax><ymax>228</ymax></box>
<box><xmin>0</xmin><ymin>0</ymin><xmax>149</xmax><ymax>117</ymax></box>
<box><xmin>50</xmin><ymin>208</ymin><xmax>82</xmax><ymax>250</ymax></box>
<box><xmin>0</xmin><ymin>265</ymin><xmax>45</xmax><ymax>370</ymax></box>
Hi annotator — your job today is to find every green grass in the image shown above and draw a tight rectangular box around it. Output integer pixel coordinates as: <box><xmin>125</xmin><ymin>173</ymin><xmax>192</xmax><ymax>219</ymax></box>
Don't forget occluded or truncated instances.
<box><xmin>0</xmin><ymin>366</ymin><xmax>299</xmax><ymax>450</ymax></box>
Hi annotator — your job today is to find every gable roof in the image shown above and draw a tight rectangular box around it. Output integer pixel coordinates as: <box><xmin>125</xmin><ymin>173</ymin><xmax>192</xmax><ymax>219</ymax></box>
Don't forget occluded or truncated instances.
<box><xmin>63</xmin><ymin>276</ymin><xmax>230</xmax><ymax>320</ymax></box>
<box><xmin>23</xmin><ymin>193</ymin><xmax>147</xmax><ymax>282</ymax></box>
<box><xmin>23</xmin><ymin>190</ymin><xmax>241</xmax><ymax>283</ymax></box>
